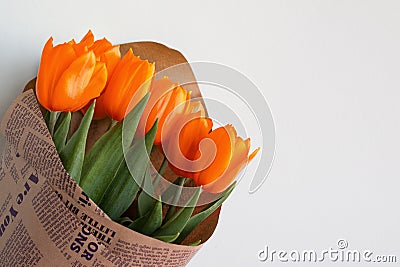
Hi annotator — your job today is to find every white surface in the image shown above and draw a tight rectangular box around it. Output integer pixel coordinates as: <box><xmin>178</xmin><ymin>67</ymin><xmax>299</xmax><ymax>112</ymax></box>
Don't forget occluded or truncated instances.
<box><xmin>1</xmin><ymin>1</ymin><xmax>400</xmax><ymax>266</ymax></box>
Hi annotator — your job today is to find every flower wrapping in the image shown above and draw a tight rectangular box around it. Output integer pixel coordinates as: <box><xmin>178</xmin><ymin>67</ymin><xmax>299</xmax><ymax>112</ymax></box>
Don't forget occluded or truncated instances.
<box><xmin>0</xmin><ymin>42</ymin><xmax>220</xmax><ymax>267</ymax></box>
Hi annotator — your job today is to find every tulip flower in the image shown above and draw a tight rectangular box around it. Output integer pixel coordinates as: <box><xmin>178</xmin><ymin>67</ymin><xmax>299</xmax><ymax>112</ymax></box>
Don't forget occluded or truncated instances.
<box><xmin>71</xmin><ymin>30</ymin><xmax>121</xmax><ymax>80</ymax></box>
<box><xmin>36</xmin><ymin>37</ymin><xmax>107</xmax><ymax>112</ymax></box>
<box><xmin>69</xmin><ymin>30</ymin><xmax>121</xmax><ymax>75</ymax></box>
<box><xmin>138</xmin><ymin>77</ymin><xmax>190</xmax><ymax>145</ymax></box>
<box><xmin>76</xmin><ymin>31</ymin><xmax>121</xmax><ymax>120</ymax></box>
<box><xmin>201</xmin><ymin>125</ymin><xmax>259</xmax><ymax>193</ymax></box>
<box><xmin>92</xmin><ymin>39</ymin><xmax>120</xmax><ymax>78</ymax></box>
<box><xmin>166</xmin><ymin>118</ymin><xmax>259</xmax><ymax>193</ymax></box>
<box><xmin>69</xmin><ymin>30</ymin><xmax>94</xmax><ymax>56</ymax></box>
<box><xmin>94</xmin><ymin>49</ymin><xmax>155</xmax><ymax>121</ymax></box>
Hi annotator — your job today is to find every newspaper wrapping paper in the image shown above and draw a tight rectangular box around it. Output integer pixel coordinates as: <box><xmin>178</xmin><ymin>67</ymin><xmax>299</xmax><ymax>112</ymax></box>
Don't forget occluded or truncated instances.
<box><xmin>0</xmin><ymin>90</ymin><xmax>202</xmax><ymax>267</ymax></box>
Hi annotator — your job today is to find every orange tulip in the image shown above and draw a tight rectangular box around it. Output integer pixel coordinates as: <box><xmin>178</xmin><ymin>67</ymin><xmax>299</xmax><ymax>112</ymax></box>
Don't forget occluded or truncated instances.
<box><xmin>76</xmin><ymin>31</ymin><xmax>121</xmax><ymax>119</ymax></box>
<box><xmin>36</xmin><ymin>37</ymin><xmax>107</xmax><ymax>112</ymax></box>
<box><xmin>138</xmin><ymin>77</ymin><xmax>190</xmax><ymax>145</ymax></box>
<box><xmin>69</xmin><ymin>30</ymin><xmax>95</xmax><ymax>56</ymax></box>
<box><xmin>92</xmin><ymin>40</ymin><xmax>120</xmax><ymax>79</ymax></box>
<box><xmin>70</xmin><ymin>30</ymin><xmax>121</xmax><ymax>76</ymax></box>
<box><xmin>77</xmin><ymin>31</ymin><xmax>121</xmax><ymax>79</ymax></box>
<box><xmin>167</xmin><ymin>118</ymin><xmax>259</xmax><ymax>193</ymax></box>
<box><xmin>94</xmin><ymin>49</ymin><xmax>155</xmax><ymax>121</ymax></box>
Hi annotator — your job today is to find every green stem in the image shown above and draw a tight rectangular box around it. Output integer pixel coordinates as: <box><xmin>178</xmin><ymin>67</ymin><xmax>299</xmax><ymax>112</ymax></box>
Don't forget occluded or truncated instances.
<box><xmin>164</xmin><ymin>176</ymin><xmax>186</xmax><ymax>222</ymax></box>
<box><xmin>159</xmin><ymin>156</ymin><xmax>168</xmax><ymax>174</ymax></box>
<box><xmin>153</xmin><ymin>156</ymin><xmax>168</xmax><ymax>188</ymax></box>
<box><xmin>48</xmin><ymin>111</ymin><xmax>59</xmax><ymax>137</ymax></box>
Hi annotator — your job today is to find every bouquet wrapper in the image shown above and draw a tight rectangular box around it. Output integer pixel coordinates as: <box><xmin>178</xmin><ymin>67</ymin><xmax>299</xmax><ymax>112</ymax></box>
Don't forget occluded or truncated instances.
<box><xmin>0</xmin><ymin>42</ymin><xmax>220</xmax><ymax>266</ymax></box>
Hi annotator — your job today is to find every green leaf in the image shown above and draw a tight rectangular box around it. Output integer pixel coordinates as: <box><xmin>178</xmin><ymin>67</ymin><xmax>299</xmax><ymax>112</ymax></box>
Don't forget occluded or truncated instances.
<box><xmin>48</xmin><ymin>111</ymin><xmax>60</xmax><ymax>136</ymax></box>
<box><xmin>161</xmin><ymin>176</ymin><xmax>187</xmax><ymax>204</ymax></box>
<box><xmin>97</xmin><ymin>117</ymin><xmax>157</xmax><ymax>220</ymax></box>
<box><xmin>97</xmin><ymin>157</ymin><xmax>140</xmax><ymax>220</ymax></box>
<box><xmin>163</xmin><ymin>177</ymin><xmax>186</xmax><ymax>222</ymax></box>
<box><xmin>138</xmin><ymin>168</ymin><xmax>155</xmax><ymax>217</ymax></box>
<box><xmin>59</xmin><ymin>102</ymin><xmax>94</xmax><ymax>183</ymax></box>
<box><xmin>54</xmin><ymin>112</ymin><xmax>66</xmax><ymax>132</ymax></box>
<box><xmin>175</xmin><ymin>182</ymin><xmax>236</xmax><ymax>244</ymax></box>
<box><xmin>128</xmin><ymin>214</ymin><xmax>148</xmax><ymax>231</ymax></box>
<box><xmin>53</xmin><ymin>112</ymin><xmax>71</xmax><ymax>152</ymax></box>
<box><xmin>44</xmin><ymin>110</ymin><xmax>50</xmax><ymax>126</ymax></box>
<box><xmin>152</xmin><ymin>186</ymin><xmax>202</xmax><ymax>238</ymax></box>
<box><xmin>187</xmin><ymin>240</ymin><xmax>201</xmax><ymax>246</ymax></box>
<box><xmin>79</xmin><ymin>94</ymin><xmax>150</xmax><ymax>203</ymax></box>
<box><xmin>137</xmin><ymin>120</ymin><xmax>158</xmax><ymax>217</ymax></box>
<box><xmin>139</xmin><ymin>197</ymin><xmax>163</xmax><ymax>235</ymax></box>
<box><xmin>80</xmin><ymin>122</ymin><xmax>123</xmax><ymax>199</ymax></box>
<box><xmin>152</xmin><ymin>233</ymin><xmax>180</xmax><ymax>243</ymax></box>
<box><xmin>116</xmin><ymin>217</ymin><xmax>133</xmax><ymax>226</ymax></box>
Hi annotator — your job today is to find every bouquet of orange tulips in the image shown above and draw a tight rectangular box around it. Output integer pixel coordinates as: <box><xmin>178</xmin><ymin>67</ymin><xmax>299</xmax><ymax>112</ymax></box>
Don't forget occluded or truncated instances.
<box><xmin>34</xmin><ymin>30</ymin><xmax>259</xmax><ymax>245</ymax></box>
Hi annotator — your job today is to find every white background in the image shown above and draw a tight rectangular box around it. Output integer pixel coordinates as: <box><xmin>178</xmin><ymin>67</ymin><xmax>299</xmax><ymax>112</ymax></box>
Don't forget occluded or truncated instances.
<box><xmin>1</xmin><ymin>1</ymin><xmax>400</xmax><ymax>266</ymax></box>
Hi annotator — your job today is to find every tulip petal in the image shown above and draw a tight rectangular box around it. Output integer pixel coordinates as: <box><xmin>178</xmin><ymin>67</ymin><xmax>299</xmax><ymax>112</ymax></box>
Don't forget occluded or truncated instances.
<box><xmin>203</xmin><ymin>139</ymin><xmax>248</xmax><ymax>193</ymax></box>
<box><xmin>52</xmin><ymin>51</ymin><xmax>97</xmax><ymax>111</ymax></box>
<box><xmin>92</xmin><ymin>38</ymin><xmax>113</xmax><ymax>55</ymax></box>
<box><xmin>166</xmin><ymin>117</ymin><xmax>212</xmax><ymax>179</ymax></box>
<box><xmin>155</xmin><ymin>86</ymin><xmax>188</xmax><ymax>144</ymax></box>
<box><xmin>203</xmin><ymin>129</ymin><xmax>260</xmax><ymax>193</ymax></box>
<box><xmin>180</xmin><ymin>118</ymin><xmax>213</xmax><ymax>161</ymax></box>
<box><xmin>196</xmin><ymin>126</ymin><xmax>233</xmax><ymax>186</ymax></box>
<box><xmin>144</xmin><ymin>79</ymin><xmax>189</xmax><ymax>145</ymax></box>
<box><xmin>100</xmin><ymin>46</ymin><xmax>121</xmax><ymax>79</ymax></box>
<box><xmin>249</xmin><ymin>147</ymin><xmax>260</xmax><ymax>161</ymax></box>
<box><xmin>139</xmin><ymin>78</ymin><xmax>176</xmax><ymax>136</ymax></box>
<box><xmin>78</xmin><ymin>62</ymin><xmax>107</xmax><ymax>106</ymax></box>
<box><xmin>36</xmin><ymin>37</ymin><xmax>76</xmax><ymax>111</ymax></box>
<box><xmin>73</xmin><ymin>30</ymin><xmax>94</xmax><ymax>56</ymax></box>
<box><xmin>119</xmin><ymin>61</ymin><xmax>155</xmax><ymax>120</ymax></box>
<box><xmin>104</xmin><ymin>49</ymin><xmax>154</xmax><ymax>121</ymax></box>
<box><xmin>90</xmin><ymin>95</ymin><xmax>108</xmax><ymax>120</ymax></box>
